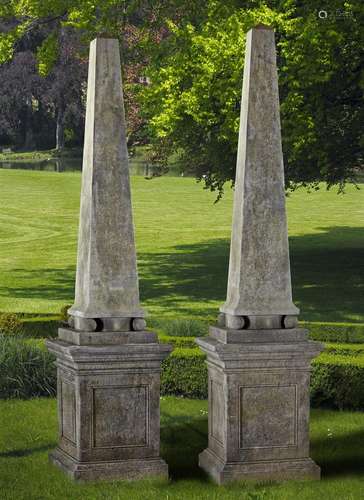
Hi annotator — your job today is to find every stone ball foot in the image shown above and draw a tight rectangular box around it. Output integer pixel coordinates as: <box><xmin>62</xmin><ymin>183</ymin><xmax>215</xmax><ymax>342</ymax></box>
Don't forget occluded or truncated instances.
<box><xmin>199</xmin><ymin>449</ymin><xmax>321</xmax><ymax>485</ymax></box>
<box><xmin>49</xmin><ymin>448</ymin><xmax>169</xmax><ymax>482</ymax></box>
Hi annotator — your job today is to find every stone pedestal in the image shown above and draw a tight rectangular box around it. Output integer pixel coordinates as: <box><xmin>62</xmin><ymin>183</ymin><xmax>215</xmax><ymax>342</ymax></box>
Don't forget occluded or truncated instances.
<box><xmin>196</xmin><ymin>326</ymin><xmax>323</xmax><ymax>484</ymax></box>
<box><xmin>47</xmin><ymin>329</ymin><xmax>171</xmax><ymax>481</ymax></box>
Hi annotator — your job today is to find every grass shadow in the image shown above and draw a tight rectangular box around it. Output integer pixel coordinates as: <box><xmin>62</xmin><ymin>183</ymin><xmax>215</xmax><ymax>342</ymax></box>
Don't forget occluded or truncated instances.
<box><xmin>0</xmin><ymin>226</ymin><xmax>362</xmax><ymax>323</ymax></box>
<box><xmin>161</xmin><ymin>412</ymin><xmax>208</xmax><ymax>480</ymax></box>
<box><xmin>312</xmin><ymin>427</ymin><xmax>364</xmax><ymax>477</ymax></box>
<box><xmin>0</xmin><ymin>443</ymin><xmax>54</xmax><ymax>458</ymax></box>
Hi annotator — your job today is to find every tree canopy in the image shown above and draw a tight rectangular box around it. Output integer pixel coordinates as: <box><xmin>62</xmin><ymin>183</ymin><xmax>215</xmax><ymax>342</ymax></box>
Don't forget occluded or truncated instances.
<box><xmin>142</xmin><ymin>0</ymin><xmax>364</xmax><ymax>194</ymax></box>
<box><xmin>0</xmin><ymin>0</ymin><xmax>363</xmax><ymax>194</ymax></box>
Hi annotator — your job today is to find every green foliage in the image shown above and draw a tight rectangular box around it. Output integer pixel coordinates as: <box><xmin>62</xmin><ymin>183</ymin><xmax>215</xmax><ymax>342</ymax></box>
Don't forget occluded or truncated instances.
<box><xmin>311</xmin><ymin>354</ymin><xmax>364</xmax><ymax>410</ymax></box>
<box><xmin>21</xmin><ymin>317</ymin><xmax>59</xmax><ymax>339</ymax></box>
<box><xmin>162</xmin><ymin>318</ymin><xmax>206</xmax><ymax>337</ymax></box>
<box><xmin>3</xmin><ymin>336</ymin><xmax>364</xmax><ymax>408</ymax></box>
<box><xmin>0</xmin><ymin>1</ymin><xmax>148</xmax><ymax>66</ymax></box>
<box><xmin>36</xmin><ymin>32</ymin><xmax>58</xmax><ymax>76</ymax></box>
<box><xmin>161</xmin><ymin>348</ymin><xmax>207</xmax><ymax>398</ymax></box>
<box><xmin>59</xmin><ymin>304</ymin><xmax>72</xmax><ymax>322</ymax></box>
<box><xmin>306</xmin><ymin>322</ymin><xmax>364</xmax><ymax>343</ymax></box>
<box><xmin>142</xmin><ymin>0</ymin><xmax>364</xmax><ymax>194</ymax></box>
<box><xmin>0</xmin><ymin>312</ymin><xmax>23</xmax><ymax>336</ymax></box>
<box><xmin>0</xmin><ymin>335</ymin><xmax>56</xmax><ymax>398</ymax></box>
<box><xmin>159</xmin><ymin>334</ymin><xmax>196</xmax><ymax>348</ymax></box>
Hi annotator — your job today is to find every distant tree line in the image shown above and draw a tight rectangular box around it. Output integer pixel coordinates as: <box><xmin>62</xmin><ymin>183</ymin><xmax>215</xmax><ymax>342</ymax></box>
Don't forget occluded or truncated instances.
<box><xmin>0</xmin><ymin>0</ymin><xmax>362</xmax><ymax>195</ymax></box>
<box><xmin>0</xmin><ymin>21</ymin><xmax>87</xmax><ymax>150</ymax></box>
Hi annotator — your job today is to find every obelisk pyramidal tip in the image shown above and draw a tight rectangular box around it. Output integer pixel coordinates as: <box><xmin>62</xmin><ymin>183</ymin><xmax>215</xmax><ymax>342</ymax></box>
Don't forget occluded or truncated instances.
<box><xmin>68</xmin><ymin>38</ymin><xmax>144</xmax><ymax>331</ymax></box>
<box><xmin>220</xmin><ymin>26</ymin><xmax>299</xmax><ymax>330</ymax></box>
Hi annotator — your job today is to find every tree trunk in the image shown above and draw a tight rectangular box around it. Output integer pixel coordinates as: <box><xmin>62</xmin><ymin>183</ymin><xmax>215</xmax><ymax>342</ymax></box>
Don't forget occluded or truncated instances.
<box><xmin>56</xmin><ymin>106</ymin><xmax>65</xmax><ymax>150</ymax></box>
<box><xmin>23</xmin><ymin>99</ymin><xmax>35</xmax><ymax>151</ymax></box>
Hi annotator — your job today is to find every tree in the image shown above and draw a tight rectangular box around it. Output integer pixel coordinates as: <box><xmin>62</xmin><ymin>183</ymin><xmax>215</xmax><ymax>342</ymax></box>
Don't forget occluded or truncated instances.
<box><xmin>0</xmin><ymin>1</ymin><xmax>207</xmax><ymax>149</ymax></box>
<box><xmin>0</xmin><ymin>25</ymin><xmax>86</xmax><ymax>150</ymax></box>
<box><xmin>141</xmin><ymin>0</ymin><xmax>364</xmax><ymax>194</ymax></box>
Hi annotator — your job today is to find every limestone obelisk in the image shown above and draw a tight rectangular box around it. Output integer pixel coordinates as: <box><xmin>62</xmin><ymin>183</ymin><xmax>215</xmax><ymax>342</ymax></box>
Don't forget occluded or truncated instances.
<box><xmin>68</xmin><ymin>37</ymin><xmax>144</xmax><ymax>332</ymax></box>
<box><xmin>47</xmin><ymin>38</ymin><xmax>171</xmax><ymax>481</ymax></box>
<box><xmin>196</xmin><ymin>26</ymin><xmax>323</xmax><ymax>484</ymax></box>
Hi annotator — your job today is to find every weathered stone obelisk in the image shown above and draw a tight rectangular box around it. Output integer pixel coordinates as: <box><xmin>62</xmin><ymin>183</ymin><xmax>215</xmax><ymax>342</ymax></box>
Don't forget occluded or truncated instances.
<box><xmin>47</xmin><ymin>38</ymin><xmax>171</xmax><ymax>481</ymax></box>
<box><xmin>196</xmin><ymin>26</ymin><xmax>323</xmax><ymax>484</ymax></box>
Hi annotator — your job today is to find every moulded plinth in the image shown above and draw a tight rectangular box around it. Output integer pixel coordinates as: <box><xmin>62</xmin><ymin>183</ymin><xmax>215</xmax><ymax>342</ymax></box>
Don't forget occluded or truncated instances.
<box><xmin>50</xmin><ymin>448</ymin><xmax>168</xmax><ymax>482</ymax></box>
<box><xmin>47</xmin><ymin>328</ymin><xmax>171</xmax><ymax>482</ymax></box>
<box><xmin>199</xmin><ymin>449</ymin><xmax>320</xmax><ymax>485</ymax></box>
<box><xmin>195</xmin><ymin>326</ymin><xmax>323</xmax><ymax>485</ymax></box>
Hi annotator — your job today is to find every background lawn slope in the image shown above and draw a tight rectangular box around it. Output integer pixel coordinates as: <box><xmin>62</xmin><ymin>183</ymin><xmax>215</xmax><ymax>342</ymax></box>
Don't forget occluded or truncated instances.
<box><xmin>0</xmin><ymin>169</ymin><xmax>363</xmax><ymax>325</ymax></box>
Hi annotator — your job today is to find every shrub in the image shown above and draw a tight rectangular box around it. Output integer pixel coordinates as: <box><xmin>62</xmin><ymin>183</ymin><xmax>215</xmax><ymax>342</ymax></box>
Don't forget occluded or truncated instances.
<box><xmin>60</xmin><ymin>304</ymin><xmax>72</xmax><ymax>322</ymax></box>
<box><xmin>0</xmin><ymin>335</ymin><xmax>56</xmax><ymax>399</ymax></box>
<box><xmin>159</xmin><ymin>333</ymin><xmax>196</xmax><ymax>349</ymax></box>
<box><xmin>0</xmin><ymin>312</ymin><xmax>23</xmax><ymax>336</ymax></box>
<box><xmin>163</xmin><ymin>319</ymin><xmax>206</xmax><ymax>338</ymax></box>
<box><xmin>161</xmin><ymin>348</ymin><xmax>207</xmax><ymax>398</ymax></box>
<box><xmin>304</xmin><ymin>321</ymin><xmax>364</xmax><ymax>343</ymax></box>
<box><xmin>311</xmin><ymin>353</ymin><xmax>364</xmax><ymax>410</ymax></box>
<box><xmin>3</xmin><ymin>336</ymin><xmax>364</xmax><ymax>410</ymax></box>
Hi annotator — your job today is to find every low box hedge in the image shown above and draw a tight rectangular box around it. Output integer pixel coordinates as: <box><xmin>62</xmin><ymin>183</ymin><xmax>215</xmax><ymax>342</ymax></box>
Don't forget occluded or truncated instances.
<box><xmin>3</xmin><ymin>337</ymin><xmax>364</xmax><ymax>411</ymax></box>
<box><xmin>161</xmin><ymin>348</ymin><xmax>364</xmax><ymax>410</ymax></box>
<box><xmin>303</xmin><ymin>321</ymin><xmax>364</xmax><ymax>343</ymax></box>
<box><xmin>161</xmin><ymin>348</ymin><xmax>207</xmax><ymax>398</ymax></box>
<box><xmin>311</xmin><ymin>353</ymin><xmax>364</xmax><ymax>410</ymax></box>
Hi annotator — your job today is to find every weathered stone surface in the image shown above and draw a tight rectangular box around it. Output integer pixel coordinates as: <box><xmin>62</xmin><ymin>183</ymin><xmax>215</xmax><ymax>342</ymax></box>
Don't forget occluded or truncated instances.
<box><xmin>199</xmin><ymin>451</ymin><xmax>320</xmax><ymax>484</ymax></box>
<box><xmin>48</xmin><ymin>37</ymin><xmax>172</xmax><ymax>482</ymax></box>
<box><xmin>50</xmin><ymin>448</ymin><xmax>168</xmax><ymax>482</ymax></box>
<box><xmin>196</xmin><ymin>331</ymin><xmax>323</xmax><ymax>484</ymax></box>
<box><xmin>47</xmin><ymin>332</ymin><xmax>172</xmax><ymax>481</ymax></box>
<box><xmin>68</xmin><ymin>37</ymin><xmax>144</xmax><ymax>323</ymax></box>
<box><xmin>196</xmin><ymin>26</ymin><xmax>323</xmax><ymax>484</ymax></box>
<box><xmin>209</xmin><ymin>325</ymin><xmax>308</xmax><ymax>344</ymax></box>
<box><xmin>220</xmin><ymin>25</ymin><xmax>299</xmax><ymax>324</ymax></box>
<box><xmin>58</xmin><ymin>327</ymin><xmax>157</xmax><ymax>346</ymax></box>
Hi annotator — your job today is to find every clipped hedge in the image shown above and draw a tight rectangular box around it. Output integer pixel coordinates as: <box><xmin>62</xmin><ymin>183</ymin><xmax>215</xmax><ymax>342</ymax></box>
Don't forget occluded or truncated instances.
<box><xmin>3</xmin><ymin>336</ymin><xmax>364</xmax><ymax>411</ymax></box>
<box><xmin>159</xmin><ymin>334</ymin><xmax>196</xmax><ymax>349</ymax></box>
<box><xmin>161</xmin><ymin>348</ymin><xmax>207</xmax><ymax>399</ymax></box>
<box><xmin>161</xmin><ymin>348</ymin><xmax>364</xmax><ymax>409</ymax></box>
<box><xmin>311</xmin><ymin>353</ymin><xmax>364</xmax><ymax>410</ymax></box>
<box><xmin>304</xmin><ymin>321</ymin><xmax>364</xmax><ymax>343</ymax></box>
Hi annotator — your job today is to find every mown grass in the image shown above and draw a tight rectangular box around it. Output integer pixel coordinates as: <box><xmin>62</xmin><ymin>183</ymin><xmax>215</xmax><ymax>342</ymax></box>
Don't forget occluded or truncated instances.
<box><xmin>0</xmin><ymin>147</ymin><xmax>82</xmax><ymax>161</ymax></box>
<box><xmin>0</xmin><ymin>169</ymin><xmax>363</xmax><ymax>326</ymax></box>
<box><xmin>0</xmin><ymin>397</ymin><xmax>364</xmax><ymax>499</ymax></box>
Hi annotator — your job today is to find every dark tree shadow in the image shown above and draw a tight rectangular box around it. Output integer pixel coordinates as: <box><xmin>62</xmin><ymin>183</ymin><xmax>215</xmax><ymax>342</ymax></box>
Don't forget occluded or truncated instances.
<box><xmin>0</xmin><ymin>443</ymin><xmax>54</xmax><ymax>458</ymax></box>
<box><xmin>160</xmin><ymin>410</ymin><xmax>364</xmax><ymax>480</ymax></box>
<box><xmin>311</xmin><ymin>428</ymin><xmax>364</xmax><ymax>477</ymax></box>
<box><xmin>0</xmin><ymin>226</ymin><xmax>363</xmax><ymax>323</ymax></box>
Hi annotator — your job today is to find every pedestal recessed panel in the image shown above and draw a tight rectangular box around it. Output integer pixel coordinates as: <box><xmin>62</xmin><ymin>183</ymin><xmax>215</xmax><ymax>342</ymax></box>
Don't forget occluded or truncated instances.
<box><xmin>240</xmin><ymin>385</ymin><xmax>297</xmax><ymax>449</ymax></box>
<box><xmin>61</xmin><ymin>381</ymin><xmax>76</xmax><ymax>444</ymax></box>
<box><xmin>210</xmin><ymin>380</ymin><xmax>225</xmax><ymax>446</ymax></box>
<box><xmin>92</xmin><ymin>385</ymin><xmax>148</xmax><ymax>448</ymax></box>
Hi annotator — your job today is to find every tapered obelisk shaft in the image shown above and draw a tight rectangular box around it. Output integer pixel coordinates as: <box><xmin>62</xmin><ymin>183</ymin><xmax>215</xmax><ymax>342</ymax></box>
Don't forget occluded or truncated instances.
<box><xmin>196</xmin><ymin>27</ymin><xmax>323</xmax><ymax>484</ymax></box>
<box><xmin>47</xmin><ymin>38</ymin><xmax>171</xmax><ymax>481</ymax></box>
<box><xmin>220</xmin><ymin>25</ymin><xmax>298</xmax><ymax>330</ymax></box>
<box><xmin>68</xmin><ymin>38</ymin><xmax>144</xmax><ymax>329</ymax></box>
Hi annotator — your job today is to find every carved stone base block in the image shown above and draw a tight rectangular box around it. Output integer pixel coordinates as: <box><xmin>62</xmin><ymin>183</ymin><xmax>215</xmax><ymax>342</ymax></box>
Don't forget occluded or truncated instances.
<box><xmin>196</xmin><ymin>326</ymin><xmax>323</xmax><ymax>485</ymax></box>
<box><xmin>47</xmin><ymin>328</ymin><xmax>172</xmax><ymax>482</ymax></box>
<box><xmin>199</xmin><ymin>450</ymin><xmax>320</xmax><ymax>484</ymax></box>
<box><xmin>50</xmin><ymin>448</ymin><xmax>168</xmax><ymax>481</ymax></box>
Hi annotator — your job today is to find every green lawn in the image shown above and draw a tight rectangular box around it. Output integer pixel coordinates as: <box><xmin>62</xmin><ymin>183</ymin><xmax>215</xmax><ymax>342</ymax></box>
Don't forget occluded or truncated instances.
<box><xmin>0</xmin><ymin>397</ymin><xmax>364</xmax><ymax>499</ymax></box>
<box><xmin>0</xmin><ymin>169</ymin><xmax>363</xmax><ymax>324</ymax></box>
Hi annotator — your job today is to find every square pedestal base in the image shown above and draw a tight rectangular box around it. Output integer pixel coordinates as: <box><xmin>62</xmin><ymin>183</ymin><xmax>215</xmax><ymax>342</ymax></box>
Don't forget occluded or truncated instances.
<box><xmin>196</xmin><ymin>326</ymin><xmax>323</xmax><ymax>485</ymax></box>
<box><xmin>50</xmin><ymin>448</ymin><xmax>169</xmax><ymax>482</ymax></box>
<box><xmin>199</xmin><ymin>449</ymin><xmax>320</xmax><ymax>485</ymax></box>
<box><xmin>47</xmin><ymin>328</ymin><xmax>171</xmax><ymax>483</ymax></box>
